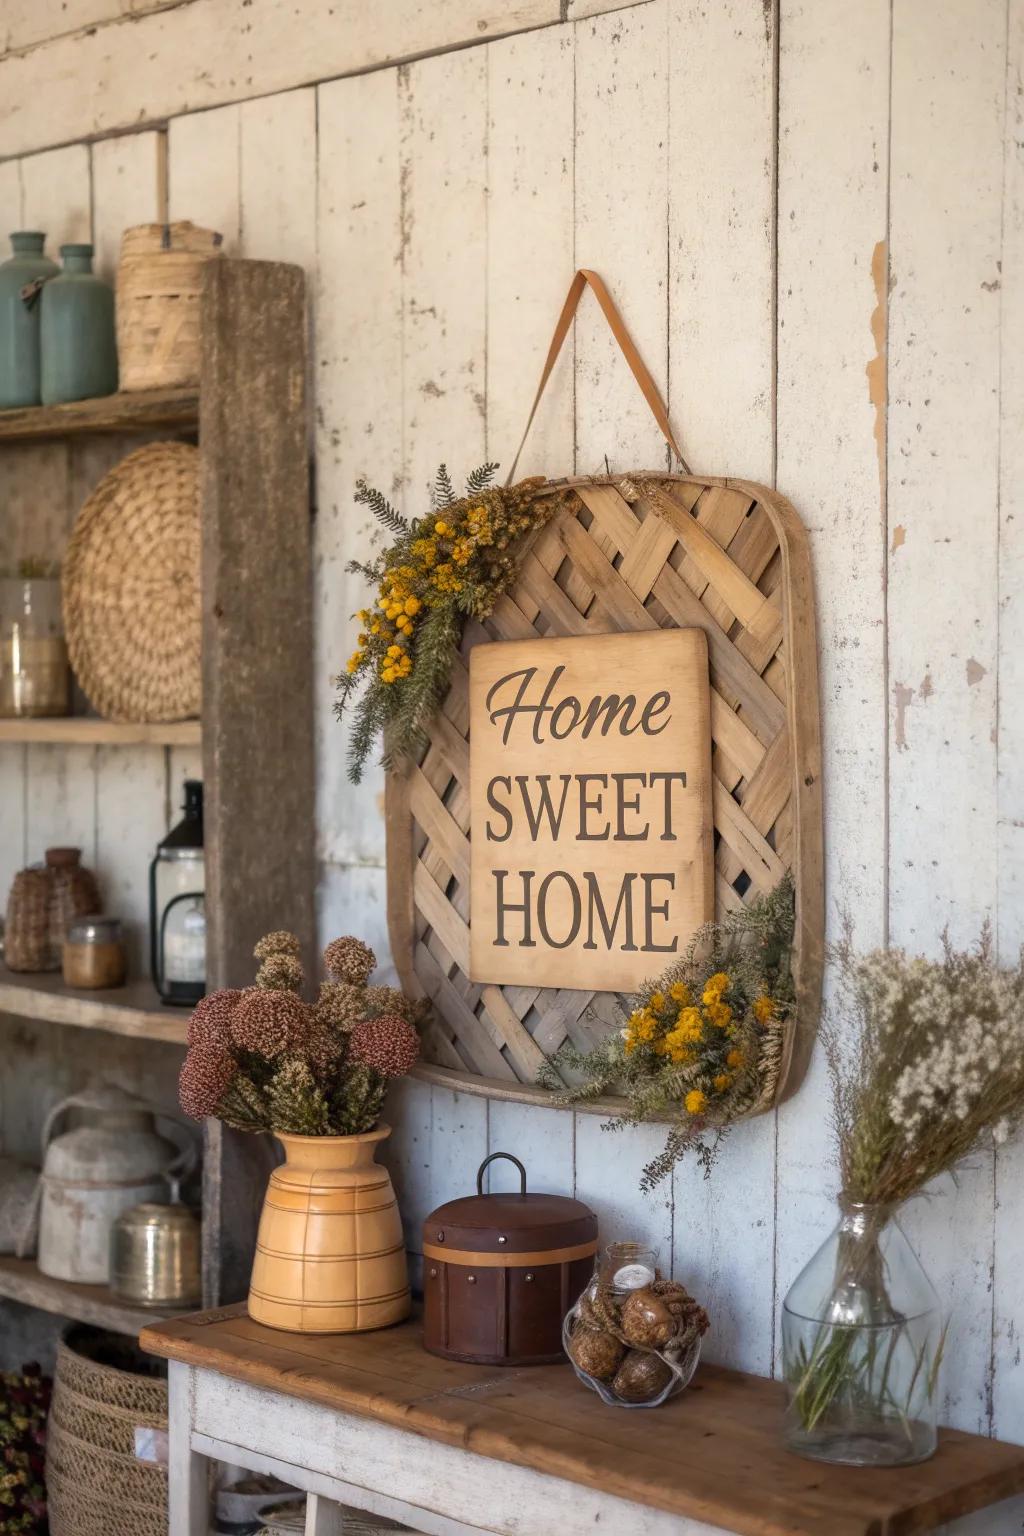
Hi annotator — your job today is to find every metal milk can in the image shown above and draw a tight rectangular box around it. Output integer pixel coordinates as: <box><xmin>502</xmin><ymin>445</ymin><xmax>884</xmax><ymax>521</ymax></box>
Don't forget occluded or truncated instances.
<box><xmin>37</xmin><ymin>1085</ymin><xmax>192</xmax><ymax>1285</ymax></box>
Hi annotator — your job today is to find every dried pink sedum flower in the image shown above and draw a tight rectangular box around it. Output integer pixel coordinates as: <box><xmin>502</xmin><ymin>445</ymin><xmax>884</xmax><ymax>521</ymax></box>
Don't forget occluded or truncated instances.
<box><xmin>186</xmin><ymin>988</ymin><xmax>243</xmax><ymax>1048</ymax></box>
<box><xmin>347</xmin><ymin>1012</ymin><xmax>420</xmax><ymax>1078</ymax></box>
<box><xmin>254</xmin><ymin>930</ymin><xmax>302</xmax><ymax>961</ymax></box>
<box><xmin>323</xmin><ymin>936</ymin><xmax>376</xmax><ymax>986</ymax></box>
<box><xmin>229</xmin><ymin>986</ymin><xmax>315</xmax><ymax>1059</ymax></box>
<box><xmin>179</xmin><ymin>1037</ymin><xmax>236</xmax><ymax>1119</ymax></box>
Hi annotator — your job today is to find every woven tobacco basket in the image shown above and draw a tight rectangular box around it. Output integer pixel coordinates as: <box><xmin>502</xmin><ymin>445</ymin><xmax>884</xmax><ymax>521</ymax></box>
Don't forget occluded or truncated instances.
<box><xmin>385</xmin><ymin>273</ymin><xmax>823</xmax><ymax>1117</ymax></box>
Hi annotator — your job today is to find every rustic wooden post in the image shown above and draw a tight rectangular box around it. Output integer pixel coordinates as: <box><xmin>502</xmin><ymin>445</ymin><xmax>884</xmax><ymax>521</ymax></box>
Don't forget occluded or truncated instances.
<box><xmin>200</xmin><ymin>258</ymin><xmax>316</xmax><ymax>1303</ymax></box>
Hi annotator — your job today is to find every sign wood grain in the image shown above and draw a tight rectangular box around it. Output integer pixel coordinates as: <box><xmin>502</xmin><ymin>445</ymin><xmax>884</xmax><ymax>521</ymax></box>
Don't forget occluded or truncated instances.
<box><xmin>469</xmin><ymin>630</ymin><xmax>714</xmax><ymax>991</ymax></box>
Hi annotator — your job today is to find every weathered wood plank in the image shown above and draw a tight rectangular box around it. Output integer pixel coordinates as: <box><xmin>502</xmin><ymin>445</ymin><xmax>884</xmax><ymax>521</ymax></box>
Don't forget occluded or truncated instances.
<box><xmin>400</xmin><ymin>46</ymin><xmax>488</xmax><ymax>498</ymax></box>
<box><xmin>0</xmin><ymin>0</ymin><xmax>565</xmax><ymax>158</ymax></box>
<box><xmin>199</xmin><ymin>258</ymin><xmax>315</xmax><ymax>1302</ymax></box>
<box><xmin>239</xmin><ymin>89</ymin><xmax>317</xmax><ymax>272</ymax></box>
<box><xmin>992</xmin><ymin>0</ymin><xmax>1024</xmax><ymax>1453</ymax></box>
<box><xmin>90</xmin><ymin>129</ymin><xmax>164</xmax><ymax>283</ymax></box>
<box><xmin>19</xmin><ymin>143</ymin><xmax>91</xmax><ymax>246</ymax></box>
<box><xmin>0</xmin><ymin>970</ymin><xmax>187</xmax><ymax>1042</ymax></box>
<box><xmin>0</xmin><ymin>1254</ymin><xmax>186</xmax><ymax>1336</ymax></box>
<box><xmin>144</xmin><ymin>1310</ymin><xmax>1024</xmax><ymax>1536</ymax></box>
<box><xmin>315</xmin><ymin>67</ymin><xmax>401</xmax><ymax>872</ymax></box>
<box><xmin>168</xmin><ymin>105</ymin><xmax>241</xmax><ymax>248</ymax></box>
<box><xmin>772</xmin><ymin>0</ymin><xmax>893</xmax><ymax>1368</ymax></box>
<box><xmin>574</xmin><ymin>1</ymin><xmax>670</xmax><ymax>474</ymax></box>
<box><xmin>887</xmin><ymin>0</ymin><xmax>1006</xmax><ymax>1436</ymax></box>
<box><xmin>667</xmin><ymin>0</ymin><xmax>774</xmax><ymax>480</ymax></box>
<box><xmin>486</xmin><ymin>24</ymin><xmax>575</xmax><ymax>477</ymax></box>
<box><xmin>0</xmin><ymin>388</ymin><xmax>198</xmax><ymax>442</ymax></box>
<box><xmin>0</xmin><ymin>719</ymin><xmax>200</xmax><ymax>745</ymax></box>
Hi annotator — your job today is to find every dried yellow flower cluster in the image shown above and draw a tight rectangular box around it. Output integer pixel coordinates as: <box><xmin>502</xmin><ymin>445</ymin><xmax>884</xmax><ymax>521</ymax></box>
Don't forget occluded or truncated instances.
<box><xmin>622</xmin><ymin>968</ymin><xmax>779</xmax><ymax>1117</ymax></box>
<box><xmin>344</xmin><ymin>480</ymin><xmax>548</xmax><ymax>695</ymax></box>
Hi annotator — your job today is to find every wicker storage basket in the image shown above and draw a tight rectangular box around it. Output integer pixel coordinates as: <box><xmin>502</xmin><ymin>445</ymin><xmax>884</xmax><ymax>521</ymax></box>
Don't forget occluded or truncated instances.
<box><xmin>63</xmin><ymin>442</ymin><xmax>201</xmax><ymax>723</ymax></box>
<box><xmin>46</xmin><ymin>1326</ymin><xmax>168</xmax><ymax>1536</ymax></box>
<box><xmin>116</xmin><ymin>221</ymin><xmax>222</xmax><ymax>391</ymax></box>
<box><xmin>2</xmin><ymin>848</ymin><xmax>98</xmax><ymax>972</ymax></box>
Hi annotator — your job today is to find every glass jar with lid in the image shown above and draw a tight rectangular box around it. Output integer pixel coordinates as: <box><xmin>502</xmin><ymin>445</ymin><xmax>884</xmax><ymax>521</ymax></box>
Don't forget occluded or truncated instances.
<box><xmin>63</xmin><ymin>914</ymin><xmax>127</xmax><ymax>990</ymax></box>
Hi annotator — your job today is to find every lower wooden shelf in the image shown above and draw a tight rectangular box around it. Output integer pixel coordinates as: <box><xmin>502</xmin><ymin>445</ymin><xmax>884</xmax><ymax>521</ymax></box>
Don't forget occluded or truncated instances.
<box><xmin>0</xmin><ymin>718</ymin><xmax>201</xmax><ymax>746</ymax></box>
<box><xmin>0</xmin><ymin>971</ymin><xmax>189</xmax><ymax>1044</ymax></box>
<box><xmin>0</xmin><ymin>1254</ymin><xmax>189</xmax><ymax>1337</ymax></box>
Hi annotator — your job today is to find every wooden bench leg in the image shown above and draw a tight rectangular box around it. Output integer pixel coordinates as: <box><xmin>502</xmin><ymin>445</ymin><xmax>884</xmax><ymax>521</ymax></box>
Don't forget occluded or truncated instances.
<box><xmin>305</xmin><ymin>1493</ymin><xmax>345</xmax><ymax>1536</ymax></box>
<box><xmin>168</xmin><ymin>1361</ymin><xmax>210</xmax><ymax>1536</ymax></box>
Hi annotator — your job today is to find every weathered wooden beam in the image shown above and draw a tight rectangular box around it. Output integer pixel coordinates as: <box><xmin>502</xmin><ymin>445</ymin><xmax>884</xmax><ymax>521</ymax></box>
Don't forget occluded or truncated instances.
<box><xmin>200</xmin><ymin>257</ymin><xmax>315</xmax><ymax>1304</ymax></box>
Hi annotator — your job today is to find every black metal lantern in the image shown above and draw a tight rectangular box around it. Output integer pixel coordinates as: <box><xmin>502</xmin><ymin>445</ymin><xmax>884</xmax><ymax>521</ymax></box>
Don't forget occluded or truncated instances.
<box><xmin>150</xmin><ymin>780</ymin><xmax>205</xmax><ymax>1007</ymax></box>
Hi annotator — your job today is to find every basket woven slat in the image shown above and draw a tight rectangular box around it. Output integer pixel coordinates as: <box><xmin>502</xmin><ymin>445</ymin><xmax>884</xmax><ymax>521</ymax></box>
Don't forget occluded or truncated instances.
<box><xmin>386</xmin><ymin>472</ymin><xmax>823</xmax><ymax>1112</ymax></box>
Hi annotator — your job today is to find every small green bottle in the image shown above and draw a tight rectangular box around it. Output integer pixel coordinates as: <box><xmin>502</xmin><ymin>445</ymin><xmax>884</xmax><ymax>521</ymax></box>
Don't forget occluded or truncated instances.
<box><xmin>0</xmin><ymin>232</ymin><xmax>59</xmax><ymax>409</ymax></box>
<box><xmin>40</xmin><ymin>243</ymin><xmax>118</xmax><ymax>406</ymax></box>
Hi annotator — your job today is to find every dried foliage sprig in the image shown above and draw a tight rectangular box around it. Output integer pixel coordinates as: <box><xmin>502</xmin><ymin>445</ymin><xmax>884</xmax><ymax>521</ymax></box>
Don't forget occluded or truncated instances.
<box><xmin>824</xmin><ymin>922</ymin><xmax>1024</xmax><ymax>1205</ymax></box>
<box><xmin>0</xmin><ymin>1362</ymin><xmax>50</xmax><ymax>1534</ymax></box>
<box><xmin>179</xmin><ymin>929</ymin><xmax>429</xmax><ymax>1137</ymax></box>
<box><xmin>539</xmin><ymin>878</ymin><xmax>797</xmax><ymax>1190</ymax></box>
<box><xmin>336</xmin><ymin>464</ymin><xmax>563</xmax><ymax>782</ymax></box>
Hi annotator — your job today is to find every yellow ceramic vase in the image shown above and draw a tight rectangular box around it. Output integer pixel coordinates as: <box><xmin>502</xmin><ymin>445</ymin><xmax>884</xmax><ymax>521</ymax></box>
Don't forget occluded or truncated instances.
<box><xmin>248</xmin><ymin>1124</ymin><xmax>410</xmax><ymax>1333</ymax></box>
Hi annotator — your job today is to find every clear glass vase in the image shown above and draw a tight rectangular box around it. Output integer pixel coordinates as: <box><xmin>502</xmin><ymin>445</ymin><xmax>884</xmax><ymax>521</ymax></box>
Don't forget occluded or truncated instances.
<box><xmin>782</xmin><ymin>1199</ymin><xmax>944</xmax><ymax>1467</ymax></box>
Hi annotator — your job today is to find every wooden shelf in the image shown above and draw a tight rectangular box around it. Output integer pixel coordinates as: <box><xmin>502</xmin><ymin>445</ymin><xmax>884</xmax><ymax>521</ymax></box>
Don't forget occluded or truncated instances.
<box><xmin>0</xmin><ymin>718</ymin><xmax>201</xmax><ymax>747</ymax></box>
<box><xmin>0</xmin><ymin>971</ymin><xmax>188</xmax><ymax>1044</ymax></box>
<box><xmin>0</xmin><ymin>1255</ymin><xmax>188</xmax><ymax>1338</ymax></box>
<box><xmin>0</xmin><ymin>387</ymin><xmax>198</xmax><ymax>444</ymax></box>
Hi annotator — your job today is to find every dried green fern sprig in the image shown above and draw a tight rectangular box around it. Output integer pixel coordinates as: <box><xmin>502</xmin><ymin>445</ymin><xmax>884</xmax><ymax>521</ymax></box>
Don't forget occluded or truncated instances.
<box><xmin>354</xmin><ymin>478</ymin><xmax>409</xmax><ymax>535</ymax></box>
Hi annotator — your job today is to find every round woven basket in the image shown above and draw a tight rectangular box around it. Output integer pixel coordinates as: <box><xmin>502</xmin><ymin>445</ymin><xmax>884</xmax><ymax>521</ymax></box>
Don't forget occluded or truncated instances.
<box><xmin>63</xmin><ymin>442</ymin><xmax>200</xmax><ymax>722</ymax></box>
<box><xmin>117</xmin><ymin>221</ymin><xmax>222</xmax><ymax>391</ymax></box>
<box><xmin>46</xmin><ymin>1326</ymin><xmax>168</xmax><ymax>1536</ymax></box>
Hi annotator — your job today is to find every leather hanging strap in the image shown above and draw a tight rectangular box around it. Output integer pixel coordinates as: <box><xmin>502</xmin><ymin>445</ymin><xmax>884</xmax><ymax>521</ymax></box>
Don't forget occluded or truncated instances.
<box><xmin>505</xmin><ymin>267</ymin><xmax>690</xmax><ymax>484</ymax></box>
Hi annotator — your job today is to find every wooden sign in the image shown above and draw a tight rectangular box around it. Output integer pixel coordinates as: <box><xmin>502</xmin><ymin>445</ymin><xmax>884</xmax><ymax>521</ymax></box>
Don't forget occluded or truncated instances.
<box><xmin>469</xmin><ymin>630</ymin><xmax>714</xmax><ymax>991</ymax></box>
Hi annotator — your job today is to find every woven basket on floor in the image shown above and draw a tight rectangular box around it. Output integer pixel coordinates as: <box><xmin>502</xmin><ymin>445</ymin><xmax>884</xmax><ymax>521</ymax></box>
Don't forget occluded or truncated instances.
<box><xmin>117</xmin><ymin>221</ymin><xmax>222</xmax><ymax>391</ymax></box>
<box><xmin>46</xmin><ymin>1327</ymin><xmax>168</xmax><ymax>1536</ymax></box>
<box><xmin>63</xmin><ymin>442</ymin><xmax>201</xmax><ymax>722</ymax></box>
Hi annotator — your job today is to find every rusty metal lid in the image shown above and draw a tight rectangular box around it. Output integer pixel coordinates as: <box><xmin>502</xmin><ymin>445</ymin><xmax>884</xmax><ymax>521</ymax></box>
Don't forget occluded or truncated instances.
<box><xmin>423</xmin><ymin>1152</ymin><xmax>597</xmax><ymax>1257</ymax></box>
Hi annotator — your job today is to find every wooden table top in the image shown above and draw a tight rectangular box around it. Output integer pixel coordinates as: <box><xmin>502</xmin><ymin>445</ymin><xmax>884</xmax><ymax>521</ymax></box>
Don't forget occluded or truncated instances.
<box><xmin>142</xmin><ymin>1307</ymin><xmax>1024</xmax><ymax>1536</ymax></box>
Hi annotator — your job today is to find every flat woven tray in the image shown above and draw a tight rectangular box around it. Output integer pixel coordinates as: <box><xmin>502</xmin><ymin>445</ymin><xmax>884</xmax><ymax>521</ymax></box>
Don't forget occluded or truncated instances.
<box><xmin>386</xmin><ymin>470</ymin><xmax>823</xmax><ymax>1113</ymax></box>
<box><xmin>63</xmin><ymin>441</ymin><xmax>201</xmax><ymax>723</ymax></box>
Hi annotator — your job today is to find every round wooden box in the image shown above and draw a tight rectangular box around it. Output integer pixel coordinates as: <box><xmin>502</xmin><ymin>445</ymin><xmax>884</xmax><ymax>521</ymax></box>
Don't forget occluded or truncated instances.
<box><xmin>422</xmin><ymin>1153</ymin><xmax>597</xmax><ymax>1366</ymax></box>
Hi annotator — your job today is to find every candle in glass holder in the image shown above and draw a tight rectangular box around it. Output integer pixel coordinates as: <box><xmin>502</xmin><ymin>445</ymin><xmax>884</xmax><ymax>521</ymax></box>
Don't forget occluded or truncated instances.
<box><xmin>605</xmin><ymin>1240</ymin><xmax>659</xmax><ymax>1292</ymax></box>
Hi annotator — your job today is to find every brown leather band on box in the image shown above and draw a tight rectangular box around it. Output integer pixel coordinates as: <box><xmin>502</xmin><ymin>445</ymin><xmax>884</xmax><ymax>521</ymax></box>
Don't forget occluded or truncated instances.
<box><xmin>423</xmin><ymin>1239</ymin><xmax>597</xmax><ymax>1269</ymax></box>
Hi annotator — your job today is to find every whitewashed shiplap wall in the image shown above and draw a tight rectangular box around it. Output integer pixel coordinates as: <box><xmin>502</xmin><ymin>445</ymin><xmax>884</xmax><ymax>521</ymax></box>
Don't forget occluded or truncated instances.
<box><xmin>1</xmin><ymin>0</ymin><xmax>1023</xmax><ymax>1504</ymax></box>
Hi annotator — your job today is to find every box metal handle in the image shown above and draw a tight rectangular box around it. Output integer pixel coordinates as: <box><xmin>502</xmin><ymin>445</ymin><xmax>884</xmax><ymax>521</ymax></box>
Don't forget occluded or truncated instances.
<box><xmin>476</xmin><ymin>1152</ymin><xmax>527</xmax><ymax>1196</ymax></box>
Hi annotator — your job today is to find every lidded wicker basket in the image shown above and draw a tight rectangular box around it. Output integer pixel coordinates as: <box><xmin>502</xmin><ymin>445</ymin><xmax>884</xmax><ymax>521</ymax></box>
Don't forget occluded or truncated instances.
<box><xmin>63</xmin><ymin>442</ymin><xmax>201</xmax><ymax>723</ymax></box>
<box><xmin>46</xmin><ymin>1326</ymin><xmax>169</xmax><ymax>1536</ymax></box>
<box><xmin>116</xmin><ymin>221</ymin><xmax>222</xmax><ymax>391</ymax></box>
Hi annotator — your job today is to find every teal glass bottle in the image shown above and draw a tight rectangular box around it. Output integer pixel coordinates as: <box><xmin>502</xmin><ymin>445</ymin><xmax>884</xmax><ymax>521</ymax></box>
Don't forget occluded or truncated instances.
<box><xmin>40</xmin><ymin>244</ymin><xmax>118</xmax><ymax>406</ymax></box>
<box><xmin>0</xmin><ymin>232</ymin><xmax>59</xmax><ymax>409</ymax></box>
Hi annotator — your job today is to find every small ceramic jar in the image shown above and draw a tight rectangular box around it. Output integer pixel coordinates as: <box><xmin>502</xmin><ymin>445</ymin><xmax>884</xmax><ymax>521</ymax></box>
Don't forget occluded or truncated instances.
<box><xmin>62</xmin><ymin>914</ymin><xmax>127</xmax><ymax>990</ymax></box>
